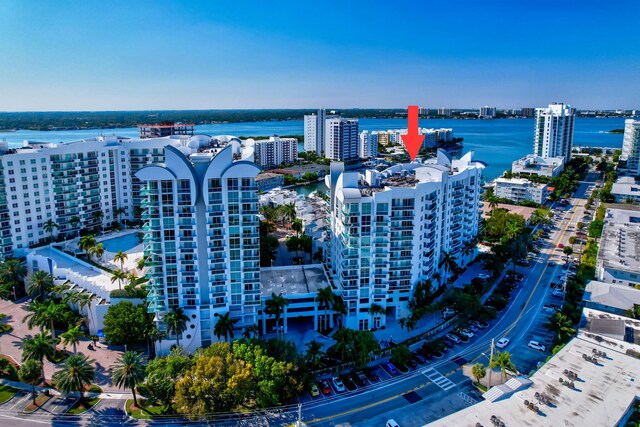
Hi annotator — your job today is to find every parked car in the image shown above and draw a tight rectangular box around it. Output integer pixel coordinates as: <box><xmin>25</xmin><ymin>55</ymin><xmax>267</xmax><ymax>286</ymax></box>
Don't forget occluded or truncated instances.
<box><xmin>412</xmin><ymin>352</ymin><xmax>427</xmax><ymax>364</ymax></box>
<box><xmin>446</xmin><ymin>333</ymin><xmax>462</xmax><ymax>344</ymax></box>
<box><xmin>318</xmin><ymin>379</ymin><xmax>331</xmax><ymax>395</ymax></box>
<box><xmin>352</xmin><ymin>371</ymin><xmax>368</xmax><ymax>387</ymax></box>
<box><xmin>442</xmin><ymin>338</ymin><xmax>456</xmax><ymax>348</ymax></box>
<box><xmin>468</xmin><ymin>323</ymin><xmax>479</xmax><ymax>332</ymax></box>
<box><xmin>332</xmin><ymin>375</ymin><xmax>346</xmax><ymax>392</ymax></box>
<box><xmin>458</xmin><ymin>329</ymin><xmax>474</xmax><ymax>338</ymax></box>
<box><xmin>431</xmin><ymin>349</ymin><xmax>444</xmax><ymax>358</ymax></box>
<box><xmin>383</xmin><ymin>362</ymin><xmax>399</xmax><ymax>375</ymax></box>
<box><xmin>557</xmin><ymin>243</ymin><xmax>564</xmax><ymax>249</ymax></box>
<box><xmin>309</xmin><ymin>382</ymin><xmax>320</xmax><ymax>397</ymax></box>
<box><xmin>496</xmin><ymin>337</ymin><xmax>510</xmax><ymax>349</ymax></box>
<box><xmin>364</xmin><ymin>366</ymin><xmax>380</xmax><ymax>381</ymax></box>
<box><xmin>473</xmin><ymin>320</ymin><xmax>489</xmax><ymax>329</ymax></box>
<box><xmin>528</xmin><ymin>341</ymin><xmax>546</xmax><ymax>352</ymax></box>
<box><xmin>478</xmin><ymin>273</ymin><xmax>491</xmax><ymax>280</ymax></box>
<box><xmin>552</xmin><ymin>289</ymin><xmax>565</xmax><ymax>297</ymax></box>
<box><xmin>407</xmin><ymin>358</ymin><xmax>417</xmax><ymax>369</ymax></box>
<box><xmin>340</xmin><ymin>374</ymin><xmax>357</xmax><ymax>391</ymax></box>
<box><xmin>386</xmin><ymin>420</ymin><xmax>400</xmax><ymax>427</ymax></box>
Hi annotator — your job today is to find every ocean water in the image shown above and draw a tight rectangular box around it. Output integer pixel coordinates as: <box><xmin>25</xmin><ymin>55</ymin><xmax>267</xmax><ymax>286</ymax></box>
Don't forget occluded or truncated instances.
<box><xmin>0</xmin><ymin>117</ymin><xmax>626</xmax><ymax>181</ymax></box>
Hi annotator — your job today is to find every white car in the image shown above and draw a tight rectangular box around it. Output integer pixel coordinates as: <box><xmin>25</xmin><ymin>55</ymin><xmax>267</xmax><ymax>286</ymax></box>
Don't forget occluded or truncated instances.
<box><xmin>496</xmin><ymin>338</ymin><xmax>510</xmax><ymax>348</ymax></box>
<box><xmin>552</xmin><ymin>289</ymin><xmax>565</xmax><ymax>297</ymax></box>
<box><xmin>528</xmin><ymin>341</ymin><xmax>546</xmax><ymax>352</ymax></box>
<box><xmin>478</xmin><ymin>273</ymin><xmax>491</xmax><ymax>280</ymax></box>
<box><xmin>458</xmin><ymin>329</ymin><xmax>474</xmax><ymax>338</ymax></box>
<box><xmin>386</xmin><ymin>420</ymin><xmax>400</xmax><ymax>427</ymax></box>
<box><xmin>331</xmin><ymin>376</ymin><xmax>346</xmax><ymax>392</ymax></box>
<box><xmin>446</xmin><ymin>333</ymin><xmax>462</xmax><ymax>344</ymax></box>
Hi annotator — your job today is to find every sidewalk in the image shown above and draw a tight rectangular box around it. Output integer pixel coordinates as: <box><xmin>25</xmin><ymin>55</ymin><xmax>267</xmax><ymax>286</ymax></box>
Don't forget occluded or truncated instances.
<box><xmin>0</xmin><ymin>378</ymin><xmax>130</xmax><ymax>400</ymax></box>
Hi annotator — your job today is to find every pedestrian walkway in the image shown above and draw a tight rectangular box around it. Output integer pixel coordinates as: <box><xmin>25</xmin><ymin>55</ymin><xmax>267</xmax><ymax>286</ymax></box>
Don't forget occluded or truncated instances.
<box><xmin>422</xmin><ymin>368</ymin><xmax>456</xmax><ymax>391</ymax></box>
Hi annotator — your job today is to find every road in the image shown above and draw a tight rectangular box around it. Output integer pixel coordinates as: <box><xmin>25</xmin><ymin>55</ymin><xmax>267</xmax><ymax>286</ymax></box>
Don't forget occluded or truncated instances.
<box><xmin>0</xmin><ymin>172</ymin><xmax>599</xmax><ymax>427</ymax></box>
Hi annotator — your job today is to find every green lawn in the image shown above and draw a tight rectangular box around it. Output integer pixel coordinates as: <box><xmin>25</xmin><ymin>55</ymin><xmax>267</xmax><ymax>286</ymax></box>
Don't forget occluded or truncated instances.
<box><xmin>0</xmin><ymin>357</ymin><xmax>19</xmax><ymax>381</ymax></box>
<box><xmin>0</xmin><ymin>385</ymin><xmax>18</xmax><ymax>404</ymax></box>
<box><xmin>126</xmin><ymin>399</ymin><xmax>167</xmax><ymax>419</ymax></box>
<box><xmin>66</xmin><ymin>397</ymin><xmax>100</xmax><ymax>415</ymax></box>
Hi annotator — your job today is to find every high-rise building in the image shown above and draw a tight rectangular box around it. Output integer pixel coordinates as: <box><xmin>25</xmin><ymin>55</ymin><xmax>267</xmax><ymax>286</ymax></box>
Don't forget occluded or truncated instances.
<box><xmin>358</xmin><ymin>131</ymin><xmax>379</xmax><ymax>160</ymax></box>
<box><xmin>303</xmin><ymin>109</ymin><xmax>338</xmax><ymax>155</ymax></box>
<box><xmin>621</xmin><ymin>119</ymin><xmax>640</xmax><ymax>176</ymax></box>
<box><xmin>438</xmin><ymin>108</ymin><xmax>452</xmax><ymax>117</ymax></box>
<box><xmin>136</xmin><ymin>145</ymin><xmax>261</xmax><ymax>353</ymax></box>
<box><xmin>533</xmin><ymin>103</ymin><xmax>576</xmax><ymax>162</ymax></box>
<box><xmin>521</xmin><ymin>107</ymin><xmax>535</xmax><ymax>118</ymax></box>
<box><xmin>325</xmin><ymin>118</ymin><xmax>359</xmax><ymax>161</ymax></box>
<box><xmin>479</xmin><ymin>106</ymin><xmax>497</xmax><ymax>118</ymax></box>
<box><xmin>253</xmin><ymin>136</ymin><xmax>298</xmax><ymax>169</ymax></box>
<box><xmin>326</xmin><ymin>150</ymin><xmax>485</xmax><ymax>330</ymax></box>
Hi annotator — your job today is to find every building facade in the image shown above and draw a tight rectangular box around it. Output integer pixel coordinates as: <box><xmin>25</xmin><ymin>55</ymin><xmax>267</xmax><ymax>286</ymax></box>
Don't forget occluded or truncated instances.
<box><xmin>438</xmin><ymin>108</ymin><xmax>452</xmax><ymax>117</ymax></box>
<box><xmin>253</xmin><ymin>136</ymin><xmax>298</xmax><ymax>169</ymax></box>
<box><xmin>479</xmin><ymin>106</ymin><xmax>497</xmax><ymax>118</ymax></box>
<box><xmin>136</xmin><ymin>146</ymin><xmax>261</xmax><ymax>353</ymax></box>
<box><xmin>327</xmin><ymin>150</ymin><xmax>485</xmax><ymax>330</ymax></box>
<box><xmin>303</xmin><ymin>109</ymin><xmax>338</xmax><ymax>155</ymax></box>
<box><xmin>325</xmin><ymin>118</ymin><xmax>359</xmax><ymax>161</ymax></box>
<box><xmin>621</xmin><ymin>119</ymin><xmax>640</xmax><ymax>176</ymax></box>
<box><xmin>511</xmin><ymin>155</ymin><xmax>565</xmax><ymax>178</ymax></box>
<box><xmin>358</xmin><ymin>130</ymin><xmax>379</xmax><ymax>159</ymax></box>
<box><xmin>533</xmin><ymin>103</ymin><xmax>576</xmax><ymax>162</ymax></box>
<box><xmin>494</xmin><ymin>177</ymin><xmax>548</xmax><ymax>204</ymax></box>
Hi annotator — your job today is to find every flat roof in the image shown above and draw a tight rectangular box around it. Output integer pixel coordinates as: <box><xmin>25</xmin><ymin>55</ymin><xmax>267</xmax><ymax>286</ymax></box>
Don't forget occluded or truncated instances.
<box><xmin>598</xmin><ymin>207</ymin><xmax>640</xmax><ymax>273</ymax></box>
<box><xmin>479</xmin><ymin>203</ymin><xmax>536</xmax><ymax>222</ymax></box>
<box><xmin>428</xmin><ymin>336</ymin><xmax>640</xmax><ymax>427</ymax></box>
<box><xmin>260</xmin><ymin>264</ymin><xmax>330</xmax><ymax>297</ymax></box>
<box><xmin>256</xmin><ymin>172</ymin><xmax>283</xmax><ymax>180</ymax></box>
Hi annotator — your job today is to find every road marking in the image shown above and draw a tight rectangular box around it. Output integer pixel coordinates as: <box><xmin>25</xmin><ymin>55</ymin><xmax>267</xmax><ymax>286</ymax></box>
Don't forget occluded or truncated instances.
<box><xmin>457</xmin><ymin>391</ymin><xmax>478</xmax><ymax>405</ymax></box>
<box><xmin>422</xmin><ymin>368</ymin><xmax>456</xmax><ymax>391</ymax></box>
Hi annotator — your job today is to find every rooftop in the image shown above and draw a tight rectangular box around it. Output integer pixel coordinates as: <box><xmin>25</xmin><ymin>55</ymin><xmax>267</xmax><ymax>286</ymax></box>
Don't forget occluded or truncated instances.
<box><xmin>479</xmin><ymin>203</ymin><xmax>536</xmax><ymax>222</ymax></box>
<box><xmin>583</xmin><ymin>280</ymin><xmax>640</xmax><ymax>312</ymax></box>
<box><xmin>256</xmin><ymin>172</ymin><xmax>283</xmax><ymax>181</ymax></box>
<box><xmin>260</xmin><ymin>264</ymin><xmax>331</xmax><ymax>298</ymax></box>
<box><xmin>428</xmin><ymin>336</ymin><xmax>640</xmax><ymax>427</ymax></box>
<box><xmin>612</xmin><ymin>176</ymin><xmax>640</xmax><ymax>197</ymax></box>
<box><xmin>268</xmin><ymin>164</ymin><xmax>329</xmax><ymax>175</ymax></box>
<box><xmin>598</xmin><ymin>207</ymin><xmax>640</xmax><ymax>273</ymax></box>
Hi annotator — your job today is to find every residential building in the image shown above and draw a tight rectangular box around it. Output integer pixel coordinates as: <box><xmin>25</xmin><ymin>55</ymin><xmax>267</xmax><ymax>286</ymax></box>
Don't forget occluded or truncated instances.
<box><xmin>138</xmin><ymin>122</ymin><xmax>194</xmax><ymax>139</ymax></box>
<box><xmin>255</xmin><ymin>173</ymin><xmax>284</xmax><ymax>191</ymax></box>
<box><xmin>583</xmin><ymin>280</ymin><xmax>640</xmax><ymax>316</ymax></box>
<box><xmin>376</xmin><ymin>131</ymin><xmax>390</xmax><ymax>146</ymax></box>
<box><xmin>511</xmin><ymin>154</ymin><xmax>565</xmax><ymax>178</ymax></box>
<box><xmin>533</xmin><ymin>103</ymin><xmax>576</xmax><ymax>162</ymax></box>
<box><xmin>358</xmin><ymin>130</ymin><xmax>379</xmax><ymax>159</ymax></box>
<box><xmin>494</xmin><ymin>177</ymin><xmax>548</xmax><ymax>204</ymax></box>
<box><xmin>325</xmin><ymin>118</ymin><xmax>359</xmax><ymax>161</ymax></box>
<box><xmin>596</xmin><ymin>208</ymin><xmax>640</xmax><ymax>286</ymax></box>
<box><xmin>326</xmin><ymin>150</ymin><xmax>485</xmax><ymax>330</ymax></box>
<box><xmin>479</xmin><ymin>106</ymin><xmax>496</xmax><ymax>118</ymax></box>
<box><xmin>252</xmin><ymin>136</ymin><xmax>298</xmax><ymax>169</ymax></box>
<box><xmin>437</xmin><ymin>108</ymin><xmax>452</xmax><ymax>117</ymax></box>
<box><xmin>520</xmin><ymin>107</ymin><xmax>535</xmax><ymax>118</ymax></box>
<box><xmin>303</xmin><ymin>109</ymin><xmax>338</xmax><ymax>155</ymax></box>
<box><xmin>612</xmin><ymin>176</ymin><xmax>640</xmax><ymax>204</ymax></box>
<box><xmin>621</xmin><ymin>119</ymin><xmax>640</xmax><ymax>176</ymax></box>
<box><xmin>136</xmin><ymin>145</ymin><xmax>261</xmax><ymax>353</ymax></box>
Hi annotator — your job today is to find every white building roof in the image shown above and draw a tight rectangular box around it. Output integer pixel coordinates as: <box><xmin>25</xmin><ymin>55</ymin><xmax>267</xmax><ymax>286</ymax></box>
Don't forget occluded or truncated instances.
<box><xmin>584</xmin><ymin>280</ymin><xmax>640</xmax><ymax>311</ymax></box>
<box><xmin>598</xmin><ymin>207</ymin><xmax>640</xmax><ymax>273</ymax></box>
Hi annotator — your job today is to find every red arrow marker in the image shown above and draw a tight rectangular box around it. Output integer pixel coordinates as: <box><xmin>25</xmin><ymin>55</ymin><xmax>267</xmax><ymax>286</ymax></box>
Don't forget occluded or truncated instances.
<box><xmin>401</xmin><ymin>105</ymin><xmax>425</xmax><ymax>161</ymax></box>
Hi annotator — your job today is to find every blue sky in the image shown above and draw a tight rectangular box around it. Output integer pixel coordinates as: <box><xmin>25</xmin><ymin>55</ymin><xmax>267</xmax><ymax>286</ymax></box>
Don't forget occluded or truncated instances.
<box><xmin>0</xmin><ymin>0</ymin><xmax>638</xmax><ymax>111</ymax></box>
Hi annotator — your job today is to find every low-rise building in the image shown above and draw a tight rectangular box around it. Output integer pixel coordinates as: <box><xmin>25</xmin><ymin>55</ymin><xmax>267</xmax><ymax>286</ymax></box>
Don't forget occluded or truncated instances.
<box><xmin>494</xmin><ymin>177</ymin><xmax>549</xmax><ymax>204</ymax></box>
<box><xmin>268</xmin><ymin>163</ymin><xmax>329</xmax><ymax>180</ymax></box>
<box><xmin>255</xmin><ymin>173</ymin><xmax>284</xmax><ymax>191</ymax></box>
<box><xmin>611</xmin><ymin>176</ymin><xmax>640</xmax><ymax>204</ymax></box>
<box><xmin>596</xmin><ymin>207</ymin><xmax>640</xmax><ymax>286</ymax></box>
<box><xmin>511</xmin><ymin>154</ymin><xmax>565</xmax><ymax>178</ymax></box>
<box><xmin>583</xmin><ymin>280</ymin><xmax>640</xmax><ymax>315</ymax></box>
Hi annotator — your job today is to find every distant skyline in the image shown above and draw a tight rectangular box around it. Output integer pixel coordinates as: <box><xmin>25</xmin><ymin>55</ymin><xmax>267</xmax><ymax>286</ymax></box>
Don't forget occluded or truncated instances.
<box><xmin>1</xmin><ymin>0</ymin><xmax>639</xmax><ymax>112</ymax></box>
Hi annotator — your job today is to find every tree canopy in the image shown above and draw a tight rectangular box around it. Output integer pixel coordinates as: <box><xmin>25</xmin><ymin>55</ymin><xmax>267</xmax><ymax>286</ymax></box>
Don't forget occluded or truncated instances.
<box><xmin>103</xmin><ymin>301</ymin><xmax>154</xmax><ymax>346</ymax></box>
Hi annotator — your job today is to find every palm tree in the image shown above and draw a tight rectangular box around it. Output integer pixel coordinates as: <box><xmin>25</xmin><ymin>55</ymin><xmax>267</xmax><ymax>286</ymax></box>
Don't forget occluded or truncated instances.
<box><xmin>432</xmin><ymin>272</ymin><xmax>442</xmax><ymax>289</ymax></box>
<box><xmin>19</xmin><ymin>359</ymin><xmax>43</xmax><ymax>404</ymax></box>
<box><xmin>113</xmin><ymin>251</ymin><xmax>128</xmax><ymax>272</ymax></box>
<box><xmin>264</xmin><ymin>292</ymin><xmax>289</xmax><ymax>335</ymax></box>
<box><xmin>114</xmin><ymin>207</ymin><xmax>127</xmax><ymax>226</ymax></box>
<box><xmin>545</xmin><ymin>312</ymin><xmax>575</xmax><ymax>343</ymax></box>
<box><xmin>37</xmin><ymin>301</ymin><xmax>67</xmax><ymax>339</ymax></box>
<box><xmin>332</xmin><ymin>296</ymin><xmax>347</xmax><ymax>328</ymax></box>
<box><xmin>213</xmin><ymin>312</ymin><xmax>238</xmax><ymax>341</ymax></box>
<box><xmin>61</xmin><ymin>326</ymin><xmax>83</xmax><ymax>354</ymax></box>
<box><xmin>368</xmin><ymin>303</ymin><xmax>385</xmax><ymax>328</ymax></box>
<box><xmin>0</xmin><ymin>257</ymin><xmax>26</xmax><ymax>285</ymax></box>
<box><xmin>111</xmin><ymin>351</ymin><xmax>146</xmax><ymax>407</ymax></box>
<box><xmin>242</xmin><ymin>324</ymin><xmax>260</xmax><ymax>340</ymax></box>
<box><xmin>22</xmin><ymin>332</ymin><xmax>56</xmax><ymax>384</ymax></box>
<box><xmin>490</xmin><ymin>351</ymin><xmax>516</xmax><ymax>382</ymax></box>
<box><xmin>69</xmin><ymin>216</ymin><xmax>81</xmax><ymax>238</ymax></box>
<box><xmin>164</xmin><ymin>307</ymin><xmax>189</xmax><ymax>348</ymax></box>
<box><xmin>305</xmin><ymin>340</ymin><xmax>324</xmax><ymax>367</ymax></box>
<box><xmin>78</xmin><ymin>235</ymin><xmax>96</xmax><ymax>258</ymax></box>
<box><xmin>563</xmin><ymin>246</ymin><xmax>574</xmax><ymax>263</ymax></box>
<box><xmin>505</xmin><ymin>221</ymin><xmax>521</xmax><ymax>241</ymax></box>
<box><xmin>259</xmin><ymin>205</ymin><xmax>279</xmax><ymax>224</ymax></box>
<box><xmin>487</xmin><ymin>196</ymin><xmax>499</xmax><ymax>214</ymax></box>
<box><xmin>315</xmin><ymin>286</ymin><xmax>335</xmax><ymax>331</ymax></box>
<box><xmin>462</xmin><ymin>238</ymin><xmax>477</xmax><ymax>260</ymax></box>
<box><xmin>44</xmin><ymin>219</ymin><xmax>59</xmax><ymax>243</ymax></box>
<box><xmin>279</xmin><ymin>203</ymin><xmax>297</xmax><ymax>226</ymax></box>
<box><xmin>110</xmin><ymin>270</ymin><xmax>127</xmax><ymax>291</ymax></box>
<box><xmin>88</xmin><ymin>243</ymin><xmax>105</xmax><ymax>261</ymax></box>
<box><xmin>439</xmin><ymin>251</ymin><xmax>458</xmax><ymax>280</ymax></box>
<box><xmin>23</xmin><ymin>300</ymin><xmax>48</xmax><ymax>331</ymax></box>
<box><xmin>27</xmin><ymin>270</ymin><xmax>54</xmax><ymax>301</ymax></box>
<box><xmin>52</xmin><ymin>354</ymin><xmax>95</xmax><ymax>399</ymax></box>
<box><xmin>292</xmin><ymin>218</ymin><xmax>304</xmax><ymax>237</ymax></box>
<box><xmin>127</xmin><ymin>273</ymin><xmax>138</xmax><ymax>288</ymax></box>
<box><xmin>472</xmin><ymin>363</ymin><xmax>486</xmax><ymax>385</ymax></box>
<box><xmin>92</xmin><ymin>210</ymin><xmax>104</xmax><ymax>232</ymax></box>
<box><xmin>510</xmin><ymin>237</ymin><xmax>527</xmax><ymax>274</ymax></box>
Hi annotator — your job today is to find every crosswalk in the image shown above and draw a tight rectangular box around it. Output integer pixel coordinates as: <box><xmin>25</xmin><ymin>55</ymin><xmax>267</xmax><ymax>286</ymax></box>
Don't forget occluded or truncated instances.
<box><xmin>422</xmin><ymin>368</ymin><xmax>456</xmax><ymax>391</ymax></box>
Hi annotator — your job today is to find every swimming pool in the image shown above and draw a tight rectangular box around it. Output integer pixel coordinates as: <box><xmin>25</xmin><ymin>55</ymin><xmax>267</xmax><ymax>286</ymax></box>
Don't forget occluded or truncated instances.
<box><xmin>100</xmin><ymin>233</ymin><xmax>141</xmax><ymax>253</ymax></box>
